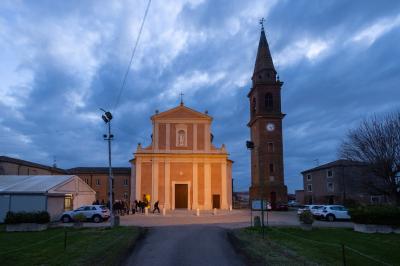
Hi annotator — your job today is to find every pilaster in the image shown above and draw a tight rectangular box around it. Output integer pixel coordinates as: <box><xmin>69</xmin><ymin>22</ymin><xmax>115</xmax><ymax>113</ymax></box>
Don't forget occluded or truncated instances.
<box><xmin>192</xmin><ymin>162</ymin><xmax>198</xmax><ymax>209</ymax></box>
<box><xmin>152</xmin><ymin>158</ymin><xmax>158</xmax><ymax>205</ymax></box>
<box><xmin>221</xmin><ymin>160</ymin><xmax>228</xmax><ymax>209</ymax></box>
<box><xmin>164</xmin><ymin>160</ymin><xmax>170</xmax><ymax>209</ymax></box>
<box><xmin>204</xmin><ymin>162</ymin><xmax>211</xmax><ymax>209</ymax></box>
<box><xmin>135</xmin><ymin>157</ymin><xmax>142</xmax><ymax>201</ymax></box>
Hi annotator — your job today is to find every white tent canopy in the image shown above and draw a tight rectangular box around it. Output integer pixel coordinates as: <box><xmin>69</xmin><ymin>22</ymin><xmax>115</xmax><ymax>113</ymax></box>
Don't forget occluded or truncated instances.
<box><xmin>0</xmin><ymin>175</ymin><xmax>96</xmax><ymax>222</ymax></box>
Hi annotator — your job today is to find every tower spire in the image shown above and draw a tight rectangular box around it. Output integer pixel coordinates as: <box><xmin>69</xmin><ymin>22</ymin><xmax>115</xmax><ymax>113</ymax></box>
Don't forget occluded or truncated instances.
<box><xmin>253</xmin><ymin>18</ymin><xmax>276</xmax><ymax>82</ymax></box>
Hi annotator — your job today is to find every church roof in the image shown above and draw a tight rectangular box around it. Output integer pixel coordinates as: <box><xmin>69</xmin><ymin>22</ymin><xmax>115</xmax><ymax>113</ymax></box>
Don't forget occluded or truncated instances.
<box><xmin>301</xmin><ymin>160</ymin><xmax>368</xmax><ymax>174</ymax></box>
<box><xmin>151</xmin><ymin>104</ymin><xmax>212</xmax><ymax>121</ymax></box>
<box><xmin>253</xmin><ymin>27</ymin><xmax>276</xmax><ymax>76</ymax></box>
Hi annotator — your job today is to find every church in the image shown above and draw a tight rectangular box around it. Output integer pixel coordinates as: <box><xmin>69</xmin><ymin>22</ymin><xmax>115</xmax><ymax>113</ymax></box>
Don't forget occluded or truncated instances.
<box><xmin>130</xmin><ymin>103</ymin><xmax>233</xmax><ymax>210</ymax></box>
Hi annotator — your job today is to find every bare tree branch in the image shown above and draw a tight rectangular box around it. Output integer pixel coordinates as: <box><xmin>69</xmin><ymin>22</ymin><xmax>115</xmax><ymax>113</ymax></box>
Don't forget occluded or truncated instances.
<box><xmin>339</xmin><ymin>111</ymin><xmax>400</xmax><ymax>205</ymax></box>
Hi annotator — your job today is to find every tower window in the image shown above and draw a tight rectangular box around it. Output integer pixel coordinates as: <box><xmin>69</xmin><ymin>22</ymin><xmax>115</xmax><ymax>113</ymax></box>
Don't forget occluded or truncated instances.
<box><xmin>265</xmin><ymin>93</ymin><xmax>273</xmax><ymax>110</ymax></box>
<box><xmin>267</xmin><ymin>142</ymin><xmax>274</xmax><ymax>152</ymax></box>
<box><xmin>252</xmin><ymin>98</ymin><xmax>256</xmax><ymax>114</ymax></box>
<box><xmin>269</xmin><ymin>163</ymin><xmax>274</xmax><ymax>173</ymax></box>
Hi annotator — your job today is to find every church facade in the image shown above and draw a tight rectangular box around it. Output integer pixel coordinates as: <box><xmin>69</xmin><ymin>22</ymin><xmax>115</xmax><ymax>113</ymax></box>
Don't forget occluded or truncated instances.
<box><xmin>130</xmin><ymin>104</ymin><xmax>233</xmax><ymax>210</ymax></box>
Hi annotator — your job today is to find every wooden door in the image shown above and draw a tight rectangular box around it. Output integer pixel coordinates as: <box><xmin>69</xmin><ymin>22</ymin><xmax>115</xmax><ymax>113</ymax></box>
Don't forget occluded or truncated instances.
<box><xmin>212</xmin><ymin>194</ymin><xmax>221</xmax><ymax>209</ymax></box>
<box><xmin>270</xmin><ymin>191</ymin><xmax>277</xmax><ymax>210</ymax></box>
<box><xmin>175</xmin><ymin>184</ymin><xmax>188</xmax><ymax>209</ymax></box>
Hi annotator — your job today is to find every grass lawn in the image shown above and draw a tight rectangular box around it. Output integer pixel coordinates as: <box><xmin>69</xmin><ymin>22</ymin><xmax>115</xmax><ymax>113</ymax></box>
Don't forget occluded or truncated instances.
<box><xmin>0</xmin><ymin>225</ymin><xmax>143</xmax><ymax>266</ymax></box>
<box><xmin>233</xmin><ymin>227</ymin><xmax>400</xmax><ymax>265</ymax></box>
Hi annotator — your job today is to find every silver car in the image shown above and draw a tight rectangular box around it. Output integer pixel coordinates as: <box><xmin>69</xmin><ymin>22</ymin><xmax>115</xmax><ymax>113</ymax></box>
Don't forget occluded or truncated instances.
<box><xmin>60</xmin><ymin>205</ymin><xmax>110</xmax><ymax>223</ymax></box>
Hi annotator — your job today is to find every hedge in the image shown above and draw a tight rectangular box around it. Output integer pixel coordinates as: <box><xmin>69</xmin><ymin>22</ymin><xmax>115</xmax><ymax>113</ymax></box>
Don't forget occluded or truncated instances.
<box><xmin>5</xmin><ymin>211</ymin><xmax>50</xmax><ymax>224</ymax></box>
<box><xmin>349</xmin><ymin>205</ymin><xmax>400</xmax><ymax>226</ymax></box>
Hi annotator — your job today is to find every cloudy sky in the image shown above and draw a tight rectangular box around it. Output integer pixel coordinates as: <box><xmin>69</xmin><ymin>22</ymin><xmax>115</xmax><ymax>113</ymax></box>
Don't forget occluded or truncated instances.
<box><xmin>1</xmin><ymin>0</ymin><xmax>399</xmax><ymax>193</ymax></box>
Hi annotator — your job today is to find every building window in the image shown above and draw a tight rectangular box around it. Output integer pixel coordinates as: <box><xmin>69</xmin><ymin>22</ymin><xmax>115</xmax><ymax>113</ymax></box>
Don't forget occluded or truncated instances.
<box><xmin>327</xmin><ymin>169</ymin><xmax>333</xmax><ymax>178</ymax></box>
<box><xmin>64</xmin><ymin>194</ymin><xmax>73</xmax><ymax>211</ymax></box>
<box><xmin>123</xmin><ymin>179</ymin><xmax>128</xmax><ymax>186</ymax></box>
<box><xmin>267</xmin><ymin>142</ymin><xmax>274</xmax><ymax>152</ymax></box>
<box><xmin>96</xmin><ymin>179</ymin><xmax>100</xmax><ymax>186</ymax></box>
<box><xmin>252</xmin><ymin>98</ymin><xmax>256</xmax><ymax>114</ymax></box>
<box><xmin>265</xmin><ymin>93</ymin><xmax>273</xmax><ymax>110</ymax></box>
<box><xmin>84</xmin><ymin>178</ymin><xmax>89</xmax><ymax>184</ymax></box>
<box><xmin>306</xmin><ymin>174</ymin><xmax>312</xmax><ymax>181</ymax></box>
<box><xmin>123</xmin><ymin>192</ymin><xmax>128</xmax><ymax>200</ymax></box>
<box><xmin>269</xmin><ymin>163</ymin><xmax>274</xmax><ymax>173</ymax></box>
<box><xmin>327</xmin><ymin>182</ymin><xmax>334</xmax><ymax>192</ymax></box>
<box><xmin>307</xmin><ymin>184</ymin><xmax>312</xmax><ymax>192</ymax></box>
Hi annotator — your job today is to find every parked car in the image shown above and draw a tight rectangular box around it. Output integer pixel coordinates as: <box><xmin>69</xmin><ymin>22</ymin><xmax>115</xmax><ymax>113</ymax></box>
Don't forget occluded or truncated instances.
<box><xmin>288</xmin><ymin>200</ymin><xmax>301</xmax><ymax>207</ymax></box>
<box><xmin>297</xmin><ymin>205</ymin><xmax>324</xmax><ymax>215</ymax></box>
<box><xmin>315</xmin><ymin>205</ymin><xmax>350</xmax><ymax>221</ymax></box>
<box><xmin>274</xmin><ymin>203</ymin><xmax>289</xmax><ymax>211</ymax></box>
<box><xmin>60</xmin><ymin>205</ymin><xmax>110</xmax><ymax>223</ymax></box>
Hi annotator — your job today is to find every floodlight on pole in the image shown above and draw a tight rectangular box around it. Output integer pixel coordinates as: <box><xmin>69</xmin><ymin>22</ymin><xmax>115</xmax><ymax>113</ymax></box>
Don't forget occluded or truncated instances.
<box><xmin>100</xmin><ymin>108</ymin><xmax>115</xmax><ymax>227</ymax></box>
<box><xmin>246</xmin><ymin>140</ymin><xmax>266</xmax><ymax>238</ymax></box>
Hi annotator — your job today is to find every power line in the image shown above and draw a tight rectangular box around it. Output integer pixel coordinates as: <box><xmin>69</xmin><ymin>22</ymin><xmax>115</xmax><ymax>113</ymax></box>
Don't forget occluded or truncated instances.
<box><xmin>113</xmin><ymin>0</ymin><xmax>152</xmax><ymax>111</ymax></box>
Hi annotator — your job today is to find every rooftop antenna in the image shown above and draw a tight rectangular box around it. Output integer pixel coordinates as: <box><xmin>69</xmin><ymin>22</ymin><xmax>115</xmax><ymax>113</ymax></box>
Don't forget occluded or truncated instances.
<box><xmin>53</xmin><ymin>156</ymin><xmax>57</xmax><ymax>168</ymax></box>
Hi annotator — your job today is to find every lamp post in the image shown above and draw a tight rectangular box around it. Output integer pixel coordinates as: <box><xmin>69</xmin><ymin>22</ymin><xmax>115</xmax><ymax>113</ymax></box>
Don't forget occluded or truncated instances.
<box><xmin>101</xmin><ymin>108</ymin><xmax>114</xmax><ymax>227</ymax></box>
<box><xmin>246</xmin><ymin>140</ymin><xmax>265</xmax><ymax>238</ymax></box>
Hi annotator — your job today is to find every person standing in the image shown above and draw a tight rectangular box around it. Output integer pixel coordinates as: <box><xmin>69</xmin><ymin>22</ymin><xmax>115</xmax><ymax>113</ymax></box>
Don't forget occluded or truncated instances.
<box><xmin>153</xmin><ymin>201</ymin><xmax>160</xmax><ymax>213</ymax></box>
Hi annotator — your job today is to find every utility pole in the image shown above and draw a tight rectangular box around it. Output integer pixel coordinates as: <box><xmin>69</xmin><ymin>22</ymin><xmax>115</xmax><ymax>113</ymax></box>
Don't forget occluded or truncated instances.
<box><xmin>101</xmin><ymin>108</ymin><xmax>114</xmax><ymax>227</ymax></box>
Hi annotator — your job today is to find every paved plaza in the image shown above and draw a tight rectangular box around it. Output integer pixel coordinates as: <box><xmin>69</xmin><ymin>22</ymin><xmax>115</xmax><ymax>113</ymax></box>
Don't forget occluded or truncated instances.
<box><xmin>119</xmin><ymin>209</ymin><xmax>354</xmax><ymax>229</ymax></box>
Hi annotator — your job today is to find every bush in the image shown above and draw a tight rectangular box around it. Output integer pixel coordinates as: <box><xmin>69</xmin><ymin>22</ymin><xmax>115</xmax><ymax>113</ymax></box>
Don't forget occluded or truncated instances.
<box><xmin>299</xmin><ymin>210</ymin><xmax>314</xmax><ymax>224</ymax></box>
<box><xmin>349</xmin><ymin>205</ymin><xmax>400</xmax><ymax>226</ymax></box>
<box><xmin>5</xmin><ymin>211</ymin><xmax>50</xmax><ymax>224</ymax></box>
<box><xmin>73</xmin><ymin>213</ymin><xmax>87</xmax><ymax>222</ymax></box>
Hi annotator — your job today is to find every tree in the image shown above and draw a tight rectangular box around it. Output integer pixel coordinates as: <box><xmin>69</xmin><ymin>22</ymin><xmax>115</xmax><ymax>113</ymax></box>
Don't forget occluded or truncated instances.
<box><xmin>339</xmin><ymin>111</ymin><xmax>400</xmax><ymax>205</ymax></box>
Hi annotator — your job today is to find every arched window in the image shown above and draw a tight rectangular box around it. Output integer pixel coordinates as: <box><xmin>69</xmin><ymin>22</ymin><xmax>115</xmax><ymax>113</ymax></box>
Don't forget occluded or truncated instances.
<box><xmin>265</xmin><ymin>93</ymin><xmax>273</xmax><ymax>110</ymax></box>
<box><xmin>178</xmin><ymin>130</ymin><xmax>185</xmax><ymax>146</ymax></box>
<box><xmin>252</xmin><ymin>98</ymin><xmax>256</xmax><ymax>114</ymax></box>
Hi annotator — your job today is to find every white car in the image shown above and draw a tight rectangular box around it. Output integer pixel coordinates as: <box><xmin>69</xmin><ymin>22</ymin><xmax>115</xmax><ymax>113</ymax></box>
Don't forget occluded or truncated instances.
<box><xmin>60</xmin><ymin>205</ymin><xmax>110</xmax><ymax>223</ymax></box>
<box><xmin>297</xmin><ymin>205</ymin><xmax>324</xmax><ymax>215</ymax></box>
<box><xmin>316</xmin><ymin>205</ymin><xmax>350</xmax><ymax>221</ymax></box>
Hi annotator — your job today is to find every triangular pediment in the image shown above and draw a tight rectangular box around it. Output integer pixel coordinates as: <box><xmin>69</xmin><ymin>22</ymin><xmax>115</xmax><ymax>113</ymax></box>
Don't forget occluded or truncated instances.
<box><xmin>152</xmin><ymin>105</ymin><xmax>212</xmax><ymax>121</ymax></box>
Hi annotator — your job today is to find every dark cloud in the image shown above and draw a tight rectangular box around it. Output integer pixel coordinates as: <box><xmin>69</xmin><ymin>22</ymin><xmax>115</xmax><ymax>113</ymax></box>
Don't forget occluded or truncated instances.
<box><xmin>1</xmin><ymin>0</ymin><xmax>399</xmax><ymax>193</ymax></box>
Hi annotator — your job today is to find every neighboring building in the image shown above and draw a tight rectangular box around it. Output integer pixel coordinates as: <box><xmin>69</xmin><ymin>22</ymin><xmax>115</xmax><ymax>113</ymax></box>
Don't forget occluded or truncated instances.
<box><xmin>248</xmin><ymin>24</ymin><xmax>287</xmax><ymax>207</ymax></box>
<box><xmin>233</xmin><ymin>191</ymin><xmax>250</xmax><ymax>209</ymax></box>
<box><xmin>0</xmin><ymin>156</ymin><xmax>66</xmax><ymax>175</ymax></box>
<box><xmin>0</xmin><ymin>156</ymin><xmax>131</xmax><ymax>205</ymax></box>
<box><xmin>301</xmin><ymin>160</ymin><xmax>386</xmax><ymax>205</ymax></box>
<box><xmin>131</xmin><ymin>103</ymin><xmax>233</xmax><ymax>210</ymax></box>
<box><xmin>0</xmin><ymin>175</ymin><xmax>95</xmax><ymax>222</ymax></box>
<box><xmin>295</xmin><ymin>190</ymin><xmax>305</xmax><ymax>204</ymax></box>
<box><xmin>68</xmin><ymin>167</ymin><xmax>131</xmax><ymax>204</ymax></box>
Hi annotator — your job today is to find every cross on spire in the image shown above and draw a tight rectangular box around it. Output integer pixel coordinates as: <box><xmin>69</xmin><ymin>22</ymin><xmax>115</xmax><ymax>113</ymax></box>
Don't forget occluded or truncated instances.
<box><xmin>180</xmin><ymin>92</ymin><xmax>184</xmax><ymax>106</ymax></box>
<box><xmin>259</xmin><ymin>17</ymin><xmax>265</xmax><ymax>30</ymax></box>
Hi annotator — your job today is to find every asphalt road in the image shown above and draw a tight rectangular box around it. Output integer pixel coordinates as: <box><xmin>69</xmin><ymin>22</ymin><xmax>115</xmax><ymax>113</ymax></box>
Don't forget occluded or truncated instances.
<box><xmin>124</xmin><ymin>225</ymin><xmax>245</xmax><ymax>266</ymax></box>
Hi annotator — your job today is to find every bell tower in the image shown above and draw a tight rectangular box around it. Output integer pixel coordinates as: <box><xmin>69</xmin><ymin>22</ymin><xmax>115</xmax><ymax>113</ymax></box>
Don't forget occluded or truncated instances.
<box><xmin>248</xmin><ymin>20</ymin><xmax>287</xmax><ymax>208</ymax></box>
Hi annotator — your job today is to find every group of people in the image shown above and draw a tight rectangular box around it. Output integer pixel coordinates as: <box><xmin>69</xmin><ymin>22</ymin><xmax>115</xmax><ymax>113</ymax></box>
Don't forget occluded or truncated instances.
<box><xmin>132</xmin><ymin>199</ymin><xmax>160</xmax><ymax>214</ymax></box>
<box><xmin>93</xmin><ymin>196</ymin><xmax>160</xmax><ymax>215</ymax></box>
<box><xmin>92</xmin><ymin>199</ymin><xmax>131</xmax><ymax>215</ymax></box>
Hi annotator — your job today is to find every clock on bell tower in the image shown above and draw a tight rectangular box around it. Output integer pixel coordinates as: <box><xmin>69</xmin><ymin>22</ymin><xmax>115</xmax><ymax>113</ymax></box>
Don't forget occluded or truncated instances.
<box><xmin>248</xmin><ymin>21</ymin><xmax>287</xmax><ymax>208</ymax></box>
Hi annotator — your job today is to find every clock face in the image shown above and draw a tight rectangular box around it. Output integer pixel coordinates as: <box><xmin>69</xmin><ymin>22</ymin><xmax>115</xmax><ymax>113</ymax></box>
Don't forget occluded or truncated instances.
<box><xmin>266</xmin><ymin>123</ymin><xmax>275</xmax><ymax>132</ymax></box>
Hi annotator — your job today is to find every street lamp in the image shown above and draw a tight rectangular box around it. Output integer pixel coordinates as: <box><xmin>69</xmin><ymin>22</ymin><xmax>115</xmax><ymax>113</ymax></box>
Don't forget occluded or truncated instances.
<box><xmin>246</xmin><ymin>140</ymin><xmax>266</xmax><ymax>238</ymax></box>
<box><xmin>101</xmin><ymin>108</ymin><xmax>114</xmax><ymax>227</ymax></box>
